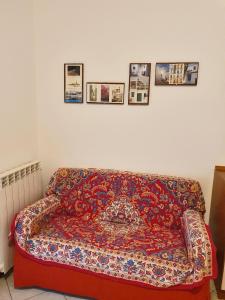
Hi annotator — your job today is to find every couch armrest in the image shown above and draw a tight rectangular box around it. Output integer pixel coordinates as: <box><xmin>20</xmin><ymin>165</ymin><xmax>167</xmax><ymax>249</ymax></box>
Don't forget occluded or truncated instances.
<box><xmin>14</xmin><ymin>195</ymin><xmax>60</xmax><ymax>250</ymax></box>
<box><xmin>182</xmin><ymin>209</ymin><xmax>216</xmax><ymax>279</ymax></box>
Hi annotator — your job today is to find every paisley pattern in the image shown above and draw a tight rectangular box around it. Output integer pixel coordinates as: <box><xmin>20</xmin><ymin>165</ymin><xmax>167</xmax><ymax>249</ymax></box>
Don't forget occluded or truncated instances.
<box><xmin>46</xmin><ymin>168</ymin><xmax>205</xmax><ymax>229</ymax></box>
<box><xmin>36</xmin><ymin>215</ymin><xmax>185</xmax><ymax>254</ymax></box>
<box><xmin>97</xmin><ymin>196</ymin><xmax>143</xmax><ymax>225</ymax></box>
<box><xmin>14</xmin><ymin>195</ymin><xmax>60</xmax><ymax>249</ymax></box>
<box><xmin>14</xmin><ymin>168</ymin><xmax>215</xmax><ymax>288</ymax></box>
<box><xmin>182</xmin><ymin>209</ymin><xmax>214</xmax><ymax>278</ymax></box>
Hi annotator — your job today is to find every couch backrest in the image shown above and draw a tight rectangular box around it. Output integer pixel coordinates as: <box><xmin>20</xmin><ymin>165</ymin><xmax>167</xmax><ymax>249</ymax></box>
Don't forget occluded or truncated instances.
<box><xmin>46</xmin><ymin>168</ymin><xmax>205</xmax><ymax>229</ymax></box>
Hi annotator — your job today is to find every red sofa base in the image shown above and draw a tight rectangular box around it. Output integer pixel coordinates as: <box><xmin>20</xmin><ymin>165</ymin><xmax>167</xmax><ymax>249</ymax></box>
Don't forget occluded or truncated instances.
<box><xmin>14</xmin><ymin>247</ymin><xmax>211</xmax><ymax>300</ymax></box>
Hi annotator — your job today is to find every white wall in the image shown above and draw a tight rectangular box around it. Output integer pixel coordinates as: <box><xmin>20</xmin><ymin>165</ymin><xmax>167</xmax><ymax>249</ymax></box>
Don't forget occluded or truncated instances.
<box><xmin>0</xmin><ymin>1</ymin><xmax>37</xmax><ymax>173</ymax></box>
<box><xmin>34</xmin><ymin>0</ymin><xmax>225</xmax><ymax>221</ymax></box>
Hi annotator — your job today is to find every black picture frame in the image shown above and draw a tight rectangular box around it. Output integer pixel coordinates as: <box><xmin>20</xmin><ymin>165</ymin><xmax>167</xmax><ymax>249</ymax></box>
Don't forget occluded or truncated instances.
<box><xmin>64</xmin><ymin>63</ymin><xmax>84</xmax><ymax>103</ymax></box>
<box><xmin>155</xmin><ymin>62</ymin><xmax>199</xmax><ymax>86</ymax></box>
<box><xmin>86</xmin><ymin>82</ymin><xmax>125</xmax><ymax>104</ymax></box>
<box><xmin>128</xmin><ymin>63</ymin><xmax>151</xmax><ymax>105</ymax></box>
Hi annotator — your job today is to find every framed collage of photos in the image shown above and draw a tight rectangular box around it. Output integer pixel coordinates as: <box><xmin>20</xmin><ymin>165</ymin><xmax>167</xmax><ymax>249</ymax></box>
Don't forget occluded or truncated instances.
<box><xmin>128</xmin><ymin>63</ymin><xmax>151</xmax><ymax>105</ymax></box>
<box><xmin>86</xmin><ymin>82</ymin><xmax>125</xmax><ymax>104</ymax></box>
<box><xmin>64</xmin><ymin>63</ymin><xmax>83</xmax><ymax>103</ymax></box>
<box><xmin>155</xmin><ymin>62</ymin><xmax>199</xmax><ymax>86</ymax></box>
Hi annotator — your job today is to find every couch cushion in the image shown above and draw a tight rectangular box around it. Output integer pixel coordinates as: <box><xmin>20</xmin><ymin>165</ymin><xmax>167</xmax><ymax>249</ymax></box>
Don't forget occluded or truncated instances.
<box><xmin>25</xmin><ymin>212</ymin><xmax>193</xmax><ymax>288</ymax></box>
<box><xmin>37</xmin><ymin>214</ymin><xmax>184</xmax><ymax>254</ymax></box>
<box><xmin>46</xmin><ymin>168</ymin><xmax>205</xmax><ymax>229</ymax></box>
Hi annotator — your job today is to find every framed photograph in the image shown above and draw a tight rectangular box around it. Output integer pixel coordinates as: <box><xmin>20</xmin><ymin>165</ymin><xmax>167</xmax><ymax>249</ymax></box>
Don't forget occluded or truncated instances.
<box><xmin>155</xmin><ymin>62</ymin><xmax>199</xmax><ymax>86</ymax></box>
<box><xmin>64</xmin><ymin>63</ymin><xmax>83</xmax><ymax>103</ymax></box>
<box><xmin>86</xmin><ymin>82</ymin><xmax>125</xmax><ymax>104</ymax></box>
<box><xmin>128</xmin><ymin>63</ymin><xmax>151</xmax><ymax>105</ymax></box>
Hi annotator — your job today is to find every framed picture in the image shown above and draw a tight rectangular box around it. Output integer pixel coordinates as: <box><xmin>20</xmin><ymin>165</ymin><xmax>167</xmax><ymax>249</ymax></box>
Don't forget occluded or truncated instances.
<box><xmin>128</xmin><ymin>63</ymin><xmax>151</xmax><ymax>105</ymax></box>
<box><xmin>155</xmin><ymin>62</ymin><xmax>199</xmax><ymax>86</ymax></box>
<box><xmin>86</xmin><ymin>82</ymin><xmax>125</xmax><ymax>104</ymax></box>
<box><xmin>64</xmin><ymin>63</ymin><xmax>83</xmax><ymax>103</ymax></box>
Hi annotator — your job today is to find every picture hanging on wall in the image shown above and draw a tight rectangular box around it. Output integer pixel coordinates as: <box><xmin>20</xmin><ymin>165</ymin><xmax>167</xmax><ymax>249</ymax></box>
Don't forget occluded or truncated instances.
<box><xmin>155</xmin><ymin>62</ymin><xmax>199</xmax><ymax>86</ymax></box>
<box><xmin>128</xmin><ymin>63</ymin><xmax>151</xmax><ymax>105</ymax></box>
<box><xmin>64</xmin><ymin>63</ymin><xmax>83</xmax><ymax>103</ymax></box>
<box><xmin>86</xmin><ymin>82</ymin><xmax>125</xmax><ymax>104</ymax></box>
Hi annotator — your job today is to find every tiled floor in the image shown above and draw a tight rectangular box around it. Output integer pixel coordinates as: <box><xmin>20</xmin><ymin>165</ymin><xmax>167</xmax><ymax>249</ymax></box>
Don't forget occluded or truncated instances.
<box><xmin>0</xmin><ymin>272</ymin><xmax>222</xmax><ymax>300</ymax></box>
<box><xmin>0</xmin><ymin>272</ymin><xmax>86</xmax><ymax>300</ymax></box>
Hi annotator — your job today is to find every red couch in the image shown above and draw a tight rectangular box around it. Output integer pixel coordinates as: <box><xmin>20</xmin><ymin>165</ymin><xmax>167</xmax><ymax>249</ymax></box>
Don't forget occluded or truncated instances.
<box><xmin>13</xmin><ymin>168</ymin><xmax>217</xmax><ymax>299</ymax></box>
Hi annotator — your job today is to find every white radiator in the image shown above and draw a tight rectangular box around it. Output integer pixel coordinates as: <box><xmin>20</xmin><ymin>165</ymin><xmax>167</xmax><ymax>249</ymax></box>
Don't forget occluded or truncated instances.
<box><xmin>0</xmin><ymin>161</ymin><xmax>43</xmax><ymax>274</ymax></box>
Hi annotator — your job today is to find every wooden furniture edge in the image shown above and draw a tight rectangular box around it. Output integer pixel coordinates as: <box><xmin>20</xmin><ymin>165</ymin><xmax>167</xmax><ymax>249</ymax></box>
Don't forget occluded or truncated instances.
<box><xmin>215</xmin><ymin>166</ymin><xmax>225</xmax><ymax>172</ymax></box>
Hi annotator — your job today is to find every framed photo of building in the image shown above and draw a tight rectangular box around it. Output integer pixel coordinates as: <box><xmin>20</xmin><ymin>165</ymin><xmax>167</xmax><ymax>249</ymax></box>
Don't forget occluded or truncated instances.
<box><xmin>86</xmin><ymin>82</ymin><xmax>125</xmax><ymax>104</ymax></box>
<box><xmin>64</xmin><ymin>63</ymin><xmax>83</xmax><ymax>103</ymax></box>
<box><xmin>128</xmin><ymin>63</ymin><xmax>151</xmax><ymax>105</ymax></box>
<box><xmin>155</xmin><ymin>62</ymin><xmax>199</xmax><ymax>86</ymax></box>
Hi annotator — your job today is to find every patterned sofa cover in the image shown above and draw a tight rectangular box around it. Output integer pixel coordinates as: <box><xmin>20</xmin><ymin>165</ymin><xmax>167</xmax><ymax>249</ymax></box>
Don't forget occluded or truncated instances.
<box><xmin>14</xmin><ymin>168</ymin><xmax>217</xmax><ymax>289</ymax></box>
